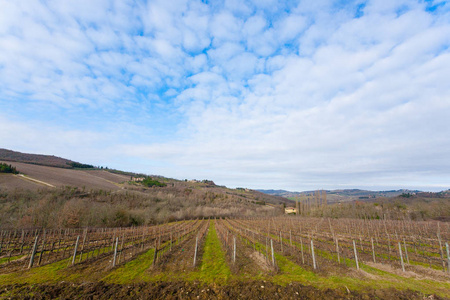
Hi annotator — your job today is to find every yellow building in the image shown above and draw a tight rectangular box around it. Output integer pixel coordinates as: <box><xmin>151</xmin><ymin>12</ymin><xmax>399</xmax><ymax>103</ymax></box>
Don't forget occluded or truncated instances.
<box><xmin>285</xmin><ymin>207</ymin><xmax>297</xmax><ymax>214</ymax></box>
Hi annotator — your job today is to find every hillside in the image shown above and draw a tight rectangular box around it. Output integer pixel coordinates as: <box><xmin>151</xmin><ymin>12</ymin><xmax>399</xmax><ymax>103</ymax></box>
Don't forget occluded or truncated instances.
<box><xmin>258</xmin><ymin>188</ymin><xmax>423</xmax><ymax>203</ymax></box>
<box><xmin>0</xmin><ymin>148</ymin><xmax>93</xmax><ymax>169</ymax></box>
<box><xmin>0</xmin><ymin>152</ymin><xmax>290</xmax><ymax>228</ymax></box>
<box><xmin>0</xmin><ymin>161</ymin><xmax>128</xmax><ymax>190</ymax></box>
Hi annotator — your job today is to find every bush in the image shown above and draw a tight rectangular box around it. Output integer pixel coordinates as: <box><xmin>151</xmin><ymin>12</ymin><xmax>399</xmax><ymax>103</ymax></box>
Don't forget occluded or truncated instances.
<box><xmin>67</xmin><ymin>162</ymin><xmax>94</xmax><ymax>169</ymax></box>
<box><xmin>142</xmin><ymin>178</ymin><xmax>166</xmax><ymax>187</ymax></box>
<box><xmin>0</xmin><ymin>163</ymin><xmax>18</xmax><ymax>174</ymax></box>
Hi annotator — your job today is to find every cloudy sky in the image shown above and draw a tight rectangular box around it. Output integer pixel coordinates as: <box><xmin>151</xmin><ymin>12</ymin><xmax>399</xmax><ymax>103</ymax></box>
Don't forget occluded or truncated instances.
<box><xmin>1</xmin><ymin>0</ymin><xmax>449</xmax><ymax>191</ymax></box>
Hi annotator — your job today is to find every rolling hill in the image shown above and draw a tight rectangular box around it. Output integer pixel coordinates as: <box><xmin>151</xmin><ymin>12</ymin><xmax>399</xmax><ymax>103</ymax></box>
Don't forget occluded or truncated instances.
<box><xmin>257</xmin><ymin>188</ymin><xmax>423</xmax><ymax>203</ymax></box>
<box><xmin>0</xmin><ymin>148</ymin><xmax>93</xmax><ymax>169</ymax></box>
<box><xmin>0</xmin><ymin>149</ymin><xmax>291</xmax><ymax>228</ymax></box>
<box><xmin>0</xmin><ymin>161</ymin><xmax>127</xmax><ymax>190</ymax></box>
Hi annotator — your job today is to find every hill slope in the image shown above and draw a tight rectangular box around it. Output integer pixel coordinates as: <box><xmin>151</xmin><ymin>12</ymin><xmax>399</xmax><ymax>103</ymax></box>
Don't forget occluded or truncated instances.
<box><xmin>0</xmin><ymin>150</ymin><xmax>290</xmax><ymax>228</ymax></box>
<box><xmin>0</xmin><ymin>148</ymin><xmax>93</xmax><ymax>169</ymax></box>
<box><xmin>0</xmin><ymin>161</ymin><xmax>128</xmax><ymax>190</ymax></box>
<box><xmin>257</xmin><ymin>188</ymin><xmax>422</xmax><ymax>202</ymax></box>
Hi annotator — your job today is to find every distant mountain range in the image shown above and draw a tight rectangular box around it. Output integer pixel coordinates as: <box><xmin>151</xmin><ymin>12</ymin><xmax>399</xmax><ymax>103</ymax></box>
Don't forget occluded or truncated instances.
<box><xmin>2</xmin><ymin>148</ymin><xmax>447</xmax><ymax>203</ymax></box>
<box><xmin>257</xmin><ymin>188</ymin><xmax>423</xmax><ymax>202</ymax></box>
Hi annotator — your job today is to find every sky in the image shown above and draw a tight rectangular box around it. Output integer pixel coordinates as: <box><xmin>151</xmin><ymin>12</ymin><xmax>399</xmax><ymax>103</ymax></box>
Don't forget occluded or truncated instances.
<box><xmin>1</xmin><ymin>0</ymin><xmax>449</xmax><ymax>192</ymax></box>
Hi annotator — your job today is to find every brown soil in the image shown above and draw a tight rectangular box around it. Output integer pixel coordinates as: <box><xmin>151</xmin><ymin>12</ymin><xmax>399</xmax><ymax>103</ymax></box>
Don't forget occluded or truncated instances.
<box><xmin>250</xmin><ymin>251</ymin><xmax>272</xmax><ymax>272</ymax></box>
<box><xmin>0</xmin><ymin>255</ymin><xmax>29</xmax><ymax>273</ymax></box>
<box><xmin>153</xmin><ymin>232</ymin><xmax>199</xmax><ymax>273</ymax></box>
<box><xmin>0</xmin><ymin>173</ymin><xmax>40</xmax><ymax>190</ymax></box>
<box><xmin>152</xmin><ymin>222</ymin><xmax>209</xmax><ymax>274</ymax></box>
<box><xmin>365</xmin><ymin>261</ymin><xmax>450</xmax><ymax>282</ymax></box>
<box><xmin>229</xmin><ymin>235</ymin><xmax>274</xmax><ymax>276</ymax></box>
<box><xmin>0</xmin><ymin>281</ymin><xmax>442</xmax><ymax>300</ymax></box>
<box><xmin>84</xmin><ymin>170</ymin><xmax>129</xmax><ymax>184</ymax></box>
<box><xmin>0</xmin><ymin>162</ymin><xmax>122</xmax><ymax>191</ymax></box>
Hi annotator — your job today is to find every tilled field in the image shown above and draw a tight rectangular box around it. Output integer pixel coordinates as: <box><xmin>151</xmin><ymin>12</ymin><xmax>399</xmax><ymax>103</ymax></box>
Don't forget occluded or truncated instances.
<box><xmin>0</xmin><ymin>161</ymin><xmax>127</xmax><ymax>190</ymax></box>
<box><xmin>0</xmin><ymin>281</ymin><xmax>436</xmax><ymax>300</ymax></box>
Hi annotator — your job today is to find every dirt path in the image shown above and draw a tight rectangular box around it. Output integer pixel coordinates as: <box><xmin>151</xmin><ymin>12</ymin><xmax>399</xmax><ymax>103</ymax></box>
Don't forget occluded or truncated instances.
<box><xmin>15</xmin><ymin>174</ymin><xmax>56</xmax><ymax>188</ymax></box>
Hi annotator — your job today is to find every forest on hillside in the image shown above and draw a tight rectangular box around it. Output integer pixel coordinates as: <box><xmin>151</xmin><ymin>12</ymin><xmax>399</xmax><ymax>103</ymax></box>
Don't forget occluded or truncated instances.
<box><xmin>296</xmin><ymin>196</ymin><xmax>450</xmax><ymax>221</ymax></box>
<box><xmin>0</xmin><ymin>186</ymin><xmax>283</xmax><ymax>229</ymax></box>
<box><xmin>1</xmin><ymin>184</ymin><xmax>448</xmax><ymax>229</ymax></box>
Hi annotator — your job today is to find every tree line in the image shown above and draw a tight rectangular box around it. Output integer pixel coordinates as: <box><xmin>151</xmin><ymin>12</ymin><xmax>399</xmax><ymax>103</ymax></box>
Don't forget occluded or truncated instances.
<box><xmin>0</xmin><ymin>162</ymin><xmax>18</xmax><ymax>174</ymax></box>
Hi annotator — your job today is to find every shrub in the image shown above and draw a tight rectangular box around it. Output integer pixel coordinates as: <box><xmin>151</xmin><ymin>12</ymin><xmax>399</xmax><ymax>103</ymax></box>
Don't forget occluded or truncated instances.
<box><xmin>142</xmin><ymin>178</ymin><xmax>166</xmax><ymax>187</ymax></box>
<box><xmin>0</xmin><ymin>163</ymin><xmax>18</xmax><ymax>174</ymax></box>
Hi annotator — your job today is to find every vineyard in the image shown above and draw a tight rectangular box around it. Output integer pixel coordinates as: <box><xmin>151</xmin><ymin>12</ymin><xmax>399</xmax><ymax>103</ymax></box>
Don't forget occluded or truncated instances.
<box><xmin>0</xmin><ymin>217</ymin><xmax>449</xmax><ymax>299</ymax></box>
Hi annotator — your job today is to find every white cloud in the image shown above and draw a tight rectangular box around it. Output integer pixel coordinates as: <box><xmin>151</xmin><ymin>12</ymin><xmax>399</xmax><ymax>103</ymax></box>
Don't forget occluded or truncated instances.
<box><xmin>276</xmin><ymin>14</ymin><xmax>308</xmax><ymax>42</ymax></box>
<box><xmin>1</xmin><ymin>0</ymin><xmax>449</xmax><ymax>191</ymax></box>
<box><xmin>210</xmin><ymin>11</ymin><xmax>243</xmax><ymax>45</ymax></box>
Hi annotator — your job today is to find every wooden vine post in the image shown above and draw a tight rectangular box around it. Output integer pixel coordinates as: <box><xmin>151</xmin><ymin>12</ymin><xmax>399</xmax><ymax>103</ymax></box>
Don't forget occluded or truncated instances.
<box><xmin>311</xmin><ymin>239</ymin><xmax>316</xmax><ymax>270</ymax></box>
<box><xmin>37</xmin><ymin>230</ymin><xmax>46</xmax><ymax>266</ymax></box>
<box><xmin>72</xmin><ymin>236</ymin><xmax>80</xmax><ymax>266</ymax></box>
<box><xmin>300</xmin><ymin>237</ymin><xmax>304</xmax><ymax>264</ymax></box>
<box><xmin>335</xmin><ymin>238</ymin><xmax>340</xmax><ymax>263</ymax></box>
<box><xmin>403</xmin><ymin>238</ymin><xmax>409</xmax><ymax>264</ymax></box>
<box><xmin>28</xmin><ymin>235</ymin><xmax>39</xmax><ymax>269</ymax></box>
<box><xmin>233</xmin><ymin>236</ymin><xmax>236</xmax><ymax>263</ymax></box>
<box><xmin>437</xmin><ymin>228</ymin><xmax>446</xmax><ymax>272</ymax></box>
<box><xmin>398</xmin><ymin>242</ymin><xmax>405</xmax><ymax>272</ymax></box>
<box><xmin>112</xmin><ymin>237</ymin><xmax>119</xmax><ymax>267</ymax></box>
<box><xmin>279</xmin><ymin>231</ymin><xmax>283</xmax><ymax>252</ymax></box>
<box><xmin>153</xmin><ymin>241</ymin><xmax>158</xmax><ymax>266</ymax></box>
<box><xmin>79</xmin><ymin>228</ymin><xmax>88</xmax><ymax>263</ymax></box>
<box><xmin>446</xmin><ymin>242</ymin><xmax>450</xmax><ymax>274</ymax></box>
<box><xmin>353</xmin><ymin>240</ymin><xmax>359</xmax><ymax>270</ymax></box>
<box><xmin>193</xmin><ymin>236</ymin><xmax>198</xmax><ymax>267</ymax></box>
<box><xmin>371</xmin><ymin>237</ymin><xmax>376</xmax><ymax>263</ymax></box>
<box><xmin>270</xmin><ymin>239</ymin><xmax>275</xmax><ymax>266</ymax></box>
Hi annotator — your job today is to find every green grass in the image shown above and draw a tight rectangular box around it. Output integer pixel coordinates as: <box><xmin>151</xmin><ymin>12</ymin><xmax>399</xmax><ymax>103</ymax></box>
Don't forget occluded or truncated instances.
<box><xmin>138</xmin><ymin>220</ymin><xmax>232</xmax><ymax>283</ymax></box>
<box><xmin>196</xmin><ymin>220</ymin><xmax>231</xmax><ymax>283</ymax></box>
<box><xmin>0</xmin><ymin>254</ymin><xmax>25</xmax><ymax>264</ymax></box>
<box><xmin>0</xmin><ymin>244</ymin><xmax>119</xmax><ymax>285</ymax></box>
<box><xmin>0</xmin><ymin>257</ymin><xmax>71</xmax><ymax>285</ymax></box>
<box><xmin>268</xmin><ymin>245</ymin><xmax>450</xmax><ymax>297</ymax></box>
<box><xmin>1</xmin><ymin>222</ymin><xmax>449</xmax><ymax>298</ymax></box>
<box><xmin>240</xmin><ymin>233</ymin><xmax>450</xmax><ymax>298</ymax></box>
<box><xmin>104</xmin><ymin>222</ymin><xmax>205</xmax><ymax>283</ymax></box>
<box><xmin>103</xmin><ymin>248</ymin><xmax>156</xmax><ymax>284</ymax></box>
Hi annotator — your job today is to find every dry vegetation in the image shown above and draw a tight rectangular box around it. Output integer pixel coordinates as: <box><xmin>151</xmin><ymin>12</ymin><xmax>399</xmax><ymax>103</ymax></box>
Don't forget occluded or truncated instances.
<box><xmin>0</xmin><ymin>148</ymin><xmax>85</xmax><ymax>169</ymax></box>
<box><xmin>298</xmin><ymin>196</ymin><xmax>450</xmax><ymax>222</ymax></box>
<box><xmin>0</xmin><ymin>177</ymin><xmax>288</xmax><ymax>229</ymax></box>
<box><xmin>0</xmin><ymin>157</ymin><xmax>291</xmax><ymax>229</ymax></box>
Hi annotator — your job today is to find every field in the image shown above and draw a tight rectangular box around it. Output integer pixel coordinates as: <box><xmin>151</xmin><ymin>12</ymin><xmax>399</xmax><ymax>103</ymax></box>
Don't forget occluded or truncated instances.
<box><xmin>0</xmin><ymin>161</ymin><xmax>128</xmax><ymax>190</ymax></box>
<box><xmin>1</xmin><ymin>217</ymin><xmax>449</xmax><ymax>299</ymax></box>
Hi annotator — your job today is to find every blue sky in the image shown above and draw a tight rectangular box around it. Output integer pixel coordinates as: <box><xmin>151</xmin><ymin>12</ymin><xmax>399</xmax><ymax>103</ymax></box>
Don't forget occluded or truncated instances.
<box><xmin>1</xmin><ymin>0</ymin><xmax>449</xmax><ymax>192</ymax></box>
